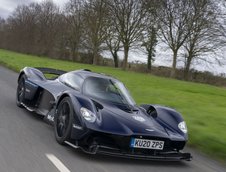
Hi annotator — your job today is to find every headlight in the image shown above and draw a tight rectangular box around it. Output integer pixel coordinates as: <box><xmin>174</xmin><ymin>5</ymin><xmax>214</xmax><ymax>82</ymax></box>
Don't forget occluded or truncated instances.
<box><xmin>178</xmin><ymin>121</ymin><xmax>187</xmax><ymax>133</ymax></box>
<box><xmin>80</xmin><ymin>107</ymin><xmax>96</xmax><ymax>123</ymax></box>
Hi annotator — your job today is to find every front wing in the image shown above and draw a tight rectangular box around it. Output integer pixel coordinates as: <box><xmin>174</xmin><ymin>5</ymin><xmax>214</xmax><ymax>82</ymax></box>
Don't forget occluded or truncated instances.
<box><xmin>64</xmin><ymin>140</ymin><xmax>192</xmax><ymax>161</ymax></box>
<box><xmin>68</xmin><ymin>129</ymin><xmax>192</xmax><ymax>161</ymax></box>
<box><xmin>96</xmin><ymin>146</ymin><xmax>192</xmax><ymax>161</ymax></box>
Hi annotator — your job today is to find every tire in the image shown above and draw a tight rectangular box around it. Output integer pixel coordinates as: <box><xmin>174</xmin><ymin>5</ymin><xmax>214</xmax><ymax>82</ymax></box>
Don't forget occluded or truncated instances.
<box><xmin>16</xmin><ymin>75</ymin><xmax>26</xmax><ymax>108</ymax></box>
<box><xmin>54</xmin><ymin>97</ymin><xmax>73</xmax><ymax>145</ymax></box>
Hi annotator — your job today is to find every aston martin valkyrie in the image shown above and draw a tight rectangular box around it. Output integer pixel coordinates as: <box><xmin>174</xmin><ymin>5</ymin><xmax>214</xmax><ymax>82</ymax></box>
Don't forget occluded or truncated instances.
<box><xmin>16</xmin><ymin>67</ymin><xmax>191</xmax><ymax>161</ymax></box>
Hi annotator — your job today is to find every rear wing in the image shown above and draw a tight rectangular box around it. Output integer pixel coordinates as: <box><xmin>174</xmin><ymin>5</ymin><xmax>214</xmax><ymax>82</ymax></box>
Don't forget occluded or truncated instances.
<box><xmin>35</xmin><ymin>67</ymin><xmax>66</xmax><ymax>76</ymax></box>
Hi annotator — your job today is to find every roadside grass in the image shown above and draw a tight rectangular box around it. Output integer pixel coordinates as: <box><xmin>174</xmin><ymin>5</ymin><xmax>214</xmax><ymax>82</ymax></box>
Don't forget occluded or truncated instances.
<box><xmin>0</xmin><ymin>49</ymin><xmax>226</xmax><ymax>162</ymax></box>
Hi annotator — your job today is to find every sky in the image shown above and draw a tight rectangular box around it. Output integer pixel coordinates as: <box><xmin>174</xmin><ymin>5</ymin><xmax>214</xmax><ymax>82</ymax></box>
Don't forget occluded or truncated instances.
<box><xmin>0</xmin><ymin>0</ymin><xmax>226</xmax><ymax>75</ymax></box>
<box><xmin>103</xmin><ymin>45</ymin><xmax>226</xmax><ymax>76</ymax></box>
<box><xmin>0</xmin><ymin>0</ymin><xmax>68</xmax><ymax>18</ymax></box>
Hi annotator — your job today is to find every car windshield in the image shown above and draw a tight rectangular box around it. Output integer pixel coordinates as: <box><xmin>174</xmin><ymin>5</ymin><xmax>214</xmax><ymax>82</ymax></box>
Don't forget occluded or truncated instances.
<box><xmin>83</xmin><ymin>77</ymin><xmax>136</xmax><ymax>106</ymax></box>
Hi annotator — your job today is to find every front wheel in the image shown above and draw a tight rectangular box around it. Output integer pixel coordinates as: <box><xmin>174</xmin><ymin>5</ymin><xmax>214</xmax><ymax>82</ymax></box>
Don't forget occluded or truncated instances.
<box><xmin>16</xmin><ymin>75</ymin><xmax>26</xmax><ymax>108</ymax></box>
<box><xmin>54</xmin><ymin>97</ymin><xmax>73</xmax><ymax>145</ymax></box>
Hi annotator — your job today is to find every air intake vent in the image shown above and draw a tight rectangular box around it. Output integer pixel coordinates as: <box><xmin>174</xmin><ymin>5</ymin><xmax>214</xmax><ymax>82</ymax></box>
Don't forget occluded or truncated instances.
<box><xmin>83</xmin><ymin>69</ymin><xmax>91</xmax><ymax>72</ymax></box>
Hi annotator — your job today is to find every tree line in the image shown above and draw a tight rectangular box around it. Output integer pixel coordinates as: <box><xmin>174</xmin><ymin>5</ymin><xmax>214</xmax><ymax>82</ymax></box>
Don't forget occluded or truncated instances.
<box><xmin>0</xmin><ymin>0</ymin><xmax>225</xmax><ymax>80</ymax></box>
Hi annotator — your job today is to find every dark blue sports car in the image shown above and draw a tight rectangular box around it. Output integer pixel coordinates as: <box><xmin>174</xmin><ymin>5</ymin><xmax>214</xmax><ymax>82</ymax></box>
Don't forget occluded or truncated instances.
<box><xmin>16</xmin><ymin>67</ymin><xmax>191</xmax><ymax>161</ymax></box>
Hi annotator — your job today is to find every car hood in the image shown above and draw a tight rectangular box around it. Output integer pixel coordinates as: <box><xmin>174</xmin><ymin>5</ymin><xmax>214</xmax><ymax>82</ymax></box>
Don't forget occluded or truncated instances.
<box><xmin>85</xmin><ymin>101</ymin><xmax>186</xmax><ymax>141</ymax></box>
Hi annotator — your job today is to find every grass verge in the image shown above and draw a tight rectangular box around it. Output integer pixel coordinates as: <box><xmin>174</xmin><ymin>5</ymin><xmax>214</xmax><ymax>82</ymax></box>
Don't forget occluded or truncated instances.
<box><xmin>0</xmin><ymin>49</ymin><xmax>226</xmax><ymax>162</ymax></box>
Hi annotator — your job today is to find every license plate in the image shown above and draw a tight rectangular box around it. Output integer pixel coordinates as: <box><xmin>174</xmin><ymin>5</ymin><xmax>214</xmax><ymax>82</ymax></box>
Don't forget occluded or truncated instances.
<box><xmin>130</xmin><ymin>138</ymin><xmax>164</xmax><ymax>150</ymax></box>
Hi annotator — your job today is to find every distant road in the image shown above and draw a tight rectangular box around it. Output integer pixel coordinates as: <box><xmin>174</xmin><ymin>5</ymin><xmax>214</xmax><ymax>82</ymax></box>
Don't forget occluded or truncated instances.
<box><xmin>0</xmin><ymin>66</ymin><xmax>225</xmax><ymax>172</ymax></box>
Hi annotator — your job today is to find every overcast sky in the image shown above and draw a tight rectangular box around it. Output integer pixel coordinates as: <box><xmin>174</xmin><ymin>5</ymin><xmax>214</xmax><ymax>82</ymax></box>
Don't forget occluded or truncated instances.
<box><xmin>0</xmin><ymin>0</ymin><xmax>68</xmax><ymax>18</ymax></box>
<box><xmin>0</xmin><ymin>0</ymin><xmax>225</xmax><ymax>74</ymax></box>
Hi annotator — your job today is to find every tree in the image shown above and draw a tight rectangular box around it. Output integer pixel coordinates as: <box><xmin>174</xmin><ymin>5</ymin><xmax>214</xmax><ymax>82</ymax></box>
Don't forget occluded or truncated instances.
<box><xmin>141</xmin><ymin>0</ymin><xmax>160</xmax><ymax>71</ymax></box>
<box><xmin>5</xmin><ymin>1</ymin><xmax>61</xmax><ymax>57</ymax></box>
<box><xmin>7</xmin><ymin>3</ymin><xmax>39</xmax><ymax>53</ymax></box>
<box><xmin>183</xmin><ymin>0</ymin><xmax>221</xmax><ymax>80</ymax></box>
<box><xmin>0</xmin><ymin>17</ymin><xmax>6</xmax><ymax>48</ymax></box>
<box><xmin>82</xmin><ymin>0</ymin><xmax>108</xmax><ymax>64</ymax></box>
<box><xmin>142</xmin><ymin>26</ymin><xmax>158</xmax><ymax>71</ymax></box>
<box><xmin>107</xmin><ymin>0</ymin><xmax>147</xmax><ymax>70</ymax></box>
<box><xmin>64</xmin><ymin>0</ymin><xmax>84</xmax><ymax>61</ymax></box>
<box><xmin>35</xmin><ymin>1</ymin><xmax>60</xmax><ymax>56</ymax></box>
<box><xmin>156</xmin><ymin>0</ymin><xmax>193</xmax><ymax>77</ymax></box>
<box><xmin>105</xmin><ymin>19</ymin><xmax>121</xmax><ymax>68</ymax></box>
<box><xmin>0</xmin><ymin>17</ymin><xmax>5</xmax><ymax>29</ymax></box>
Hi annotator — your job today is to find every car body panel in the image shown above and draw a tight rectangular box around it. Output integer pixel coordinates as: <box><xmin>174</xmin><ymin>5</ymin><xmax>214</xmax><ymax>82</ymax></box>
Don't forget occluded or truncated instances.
<box><xmin>17</xmin><ymin>67</ymin><xmax>191</xmax><ymax>161</ymax></box>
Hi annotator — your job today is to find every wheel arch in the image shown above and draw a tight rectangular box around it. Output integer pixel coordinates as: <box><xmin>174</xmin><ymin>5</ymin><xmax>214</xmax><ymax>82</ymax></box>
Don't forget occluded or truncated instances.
<box><xmin>18</xmin><ymin>67</ymin><xmax>46</xmax><ymax>82</ymax></box>
<box><xmin>18</xmin><ymin>71</ymin><xmax>25</xmax><ymax>83</ymax></box>
<box><xmin>56</xmin><ymin>92</ymin><xmax>84</xmax><ymax>127</ymax></box>
<box><xmin>56</xmin><ymin>92</ymin><xmax>94</xmax><ymax>140</ymax></box>
<box><xmin>140</xmin><ymin>104</ymin><xmax>187</xmax><ymax>136</ymax></box>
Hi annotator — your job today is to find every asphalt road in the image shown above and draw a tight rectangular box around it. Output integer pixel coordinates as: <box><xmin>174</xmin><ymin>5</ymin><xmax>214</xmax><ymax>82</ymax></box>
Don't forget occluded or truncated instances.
<box><xmin>0</xmin><ymin>66</ymin><xmax>225</xmax><ymax>172</ymax></box>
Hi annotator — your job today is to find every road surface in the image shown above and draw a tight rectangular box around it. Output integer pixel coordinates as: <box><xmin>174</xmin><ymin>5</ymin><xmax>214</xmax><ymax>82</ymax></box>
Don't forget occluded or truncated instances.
<box><xmin>0</xmin><ymin>66</ymin><xmax>225</xmax><ymax>172</ymax></box>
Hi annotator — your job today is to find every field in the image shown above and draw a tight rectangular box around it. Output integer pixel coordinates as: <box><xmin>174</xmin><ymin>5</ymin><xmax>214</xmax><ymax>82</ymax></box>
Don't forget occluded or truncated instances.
<box><xmin>0</xmin><ymin>49</ymin><xmax>226</xmax><ymax>161</ymax></box>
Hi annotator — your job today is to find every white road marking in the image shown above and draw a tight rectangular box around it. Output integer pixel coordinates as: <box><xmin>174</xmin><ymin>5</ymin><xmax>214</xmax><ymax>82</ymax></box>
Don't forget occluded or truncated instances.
<box><xmin>46</xmin><ymin>153</ymin><xmax>71</xmax><ymax>172</ymax></box>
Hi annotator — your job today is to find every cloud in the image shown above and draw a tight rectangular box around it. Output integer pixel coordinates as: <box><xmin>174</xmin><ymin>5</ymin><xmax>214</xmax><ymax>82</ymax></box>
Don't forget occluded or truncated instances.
<box><xmin>0</xmin><ymin>0</ymin><xmax>68</xmax><ymax>19</ymax></box>
<box><xmin>0</xmin><ymin>0</ymin><xmax>35</xmax><ymax>18</ymax></box>
<box><xmin>0</xmin><ymin>7</ymin><xmax>11</xmax><ymax>19</ymax></box>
